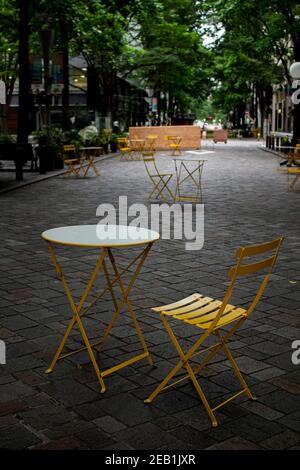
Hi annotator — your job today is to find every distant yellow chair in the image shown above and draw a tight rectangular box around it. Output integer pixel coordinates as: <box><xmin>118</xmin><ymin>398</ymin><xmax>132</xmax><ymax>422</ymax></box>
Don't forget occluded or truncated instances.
<box><xmin>165</xmin><ymin>135</ymin><xmax>182</xmax><ymax>155</ymax></box>
<box><xmin>61</xmin><ymin>144</ymin><xmax>83</xmax><ymax>177</ymax></box>
<box><xmin>287</xmin><ymin>143</ymin><xmax>300</xmax><ymax>166</ymax></box>
<box><xmin>145</xmin><ymin>237</ymin><xmax>283</xmax><ymax>427</ymax></box>
<box><xmin>146</xmin><ymin>134</ymin><xmax>158</xmax><ymax>152</ymax></box>
<box><xmin>143</xmin><ymin>156</ymin><xmax>174</xmax><ymax>202</ymax></box>
<box><xmin>117</xmin><ymin>137</ymin><xmax>132</xmax><ymax>161</ymax></box>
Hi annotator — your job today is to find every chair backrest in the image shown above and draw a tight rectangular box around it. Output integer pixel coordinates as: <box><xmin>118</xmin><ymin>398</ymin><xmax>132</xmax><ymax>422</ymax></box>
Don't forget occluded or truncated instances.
<box><xmin>62</xmin><ymin>144</ymin><xmax>77</xmax><ymax>161</ymax></box>
<box><xmin>116</xmin><ymin>137</ymin><xmax>128</xmax><ymax>150</ymax></box>
<box><xmin>147</xmin><ymin>134</ymin><xmax>158</xmax><ymax>139</ymax></box>
<box><xmin>210</xmin><ymin>237</ymin><xmax>283</xmax><ymax>330</ymax></box>
<box><xmin>143</xmin><ymin>156</ymin><xmax>160</xmax><ymax>177</ymax></box>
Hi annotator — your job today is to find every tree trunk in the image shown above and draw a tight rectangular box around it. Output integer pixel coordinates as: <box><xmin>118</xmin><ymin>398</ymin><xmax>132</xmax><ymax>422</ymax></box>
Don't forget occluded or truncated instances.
<box><xmin>61</xmin><ymin>18</ymin><xmax>70</xmax><ymax>130</ymax></box>
<box><xmin>257</xmin><ymin>83</ymin><xmax>266</xmax><ymax>137</ymax></box>
<box><xmin>17</xmin><ymin>0</ymin><xmax>31</xmax><ymax>144</ymax></box>
<box><xmin>292</xmin><ymin>36</ymin><xmax>300</xmax><ymax>145</ymax></box>
<box><xmin>87</xmin><ymin>65</ymin><xmax>100</xmax><ymax>114</ymax></box>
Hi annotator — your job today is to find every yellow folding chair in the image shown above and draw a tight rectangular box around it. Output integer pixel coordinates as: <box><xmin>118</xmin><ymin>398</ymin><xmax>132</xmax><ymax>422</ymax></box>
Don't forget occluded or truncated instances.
<box><xmin>146</xmin><ymin>134</ymin><xmax>158</xmax><ymax>152</ymax></box>
<box><xmin>117</xmin><ymin>137</ymin><xmax>132</xmax><ymax>161</ymax></box>
<box><xmin>145</xmin><ymin>237</ymin><xmax>283</xmax><ymax>427</ymax></box>
<box><xmin>165</xmin><ymin>135</ymin><xmax>182</xmax><ymax>155</ymax></box>
<box><xmin>286</xmin><ymin>144</ymin><xmax>300</xmax><ymax>166</ymax></box>
<box><xmin>288</xmin><ymin>168</ymin><xmax>300</xmax><ymax>190</ymax></box>
<box><xmin>143</xmin><ymin>156</ymin><xmax>174</xmax><ymax>202</ymax></box>
<box><xmin>61</xmin><ymin>144</ymin><xmax>83</xmax><ymax>177</ymax></box>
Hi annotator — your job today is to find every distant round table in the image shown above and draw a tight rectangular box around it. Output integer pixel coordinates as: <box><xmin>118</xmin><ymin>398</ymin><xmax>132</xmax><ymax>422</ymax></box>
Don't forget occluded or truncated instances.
<box><xmin>42</xmin><ymin>224</ymin><xmax>160</xmax><ymax>393</ymax></box>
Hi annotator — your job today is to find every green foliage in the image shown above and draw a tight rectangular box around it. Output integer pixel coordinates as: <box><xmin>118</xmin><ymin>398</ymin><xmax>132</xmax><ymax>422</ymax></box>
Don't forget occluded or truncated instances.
<box><xmin>0</xmin><ymin>133</ymin><xmax>16</xmax><ymax>144</ymax></box>
<box><xmin>2</xmin><ymin>0</ymin><xmax>300</xmax><ymax>128</ymax></box>
<box><xmin>200</xmin><ymin>0</ymin><xmax>300</xmax><ymax>121</ymax></box>
<box><xmin>32</xmin><ymin>126</ymin><xmax>83</xmax><ymax>152</ymax></box>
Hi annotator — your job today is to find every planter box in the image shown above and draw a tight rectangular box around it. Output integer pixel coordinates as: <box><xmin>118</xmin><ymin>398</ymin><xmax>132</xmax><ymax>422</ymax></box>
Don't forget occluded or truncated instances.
<box><xmin>213</xmin><ymin>130</ymin><xmax>228</xmax><ymax>143</ymax></box>
<box><xmin>0</xmin><ymin>143</ymin><xmax>32</xmax><ymax>180</ymax></box>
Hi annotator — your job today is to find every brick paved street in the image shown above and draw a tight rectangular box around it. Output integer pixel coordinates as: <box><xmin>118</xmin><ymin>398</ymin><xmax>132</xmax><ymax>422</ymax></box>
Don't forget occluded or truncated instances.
<box><xmin>0</xmin><ymin>140</ymin><xmax>300</xmax><ymax>450</ymax></box>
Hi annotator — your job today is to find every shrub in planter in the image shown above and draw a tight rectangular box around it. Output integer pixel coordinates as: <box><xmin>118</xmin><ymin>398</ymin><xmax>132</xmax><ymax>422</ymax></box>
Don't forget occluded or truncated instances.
<box><xmin>99</xmin><ymin>128</ymin><xmax>112</xmax><ymax>154</ymax></box>
<box><xmin>110</xmin><ymin>132</ymin><xmax>129</xmax><ymax>153</ymax></box>
<box><xmin>33</xmin><ymin>127</ymin><xmax>65</xmax><ymax>172</ymax></box>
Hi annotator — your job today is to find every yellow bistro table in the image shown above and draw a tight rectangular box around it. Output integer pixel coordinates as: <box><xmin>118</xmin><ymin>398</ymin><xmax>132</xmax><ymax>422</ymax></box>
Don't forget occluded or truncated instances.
<box><xmin>41</xmin><ymin>224</ymin><xmax>160</xmax><ymax>393</ymax></box>
<box><xmin>129</xmin><ymin>139</ymin><xmax>146</xmax><ymax>160</ymax></box>
<box><xmin>80</xmin><ymin>147</ymin><xmax>102</xmax><ymax>176</ymax></box>
<box><xmin>173</xmin><ymin>157</ymin><xmax>206</xmax><ymax>202</ymax></box>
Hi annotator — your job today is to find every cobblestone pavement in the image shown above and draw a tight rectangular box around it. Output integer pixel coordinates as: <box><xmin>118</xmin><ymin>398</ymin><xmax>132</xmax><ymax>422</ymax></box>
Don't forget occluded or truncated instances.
<box><xmin>0</xmin><ymin>140</ymin><xmax>300</xmax><ymax>450</ymax></box>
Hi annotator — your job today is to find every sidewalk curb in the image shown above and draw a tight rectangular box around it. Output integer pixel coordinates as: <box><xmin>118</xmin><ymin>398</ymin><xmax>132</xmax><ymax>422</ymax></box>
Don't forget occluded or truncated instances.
<box><xmin>260</xmin><ymin>146</ymin><xmax>283</xmax><ymax>158</ymax></box>
<box><xmin>0</xmin><ymin>153</ymin><xmax>117</xmax><ymax>195</ymax></box>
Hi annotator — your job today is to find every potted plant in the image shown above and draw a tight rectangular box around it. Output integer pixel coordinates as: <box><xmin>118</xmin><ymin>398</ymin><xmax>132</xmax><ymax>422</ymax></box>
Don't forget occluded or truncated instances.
<box><xmin>33</xmin><ymin>127</ymin><xmax>64</xmax><ymax>173</ymax></box>
<box><xmin>110</xmin><ymin>133</ymin><xmax>118</xmax><ymax>153</ymax></box>
<box><xmin>281</xmin><ymin>135</ymin><xmax>292</xmax><ymax>154</ymax></box>
<box><xmin>99</xmin><ymin>128</ymin><xmax>112</xmax><ymax>154</ymax></box>
<box><xmin>63</xmin><ymin>128</ymin><xmax>84</xmax><ymax>153</ymax></box>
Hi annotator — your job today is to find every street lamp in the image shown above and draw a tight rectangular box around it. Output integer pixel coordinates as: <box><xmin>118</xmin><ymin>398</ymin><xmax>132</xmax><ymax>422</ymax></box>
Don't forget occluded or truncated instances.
<box><xmin>290</xmin><ymin>62</ymin><xmax>300</xmax><ymax>80</ymax></box>
<box><xmin>38</xmin><ymin>22</ymin><xmax>55</xmax><ymax>129</ymax></box>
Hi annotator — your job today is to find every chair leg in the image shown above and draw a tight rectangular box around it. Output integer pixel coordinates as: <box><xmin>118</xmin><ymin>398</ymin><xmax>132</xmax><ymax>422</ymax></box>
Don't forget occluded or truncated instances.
<box><xmin>145</xmin><ymin>315</ymin><xmax>218</xmax><ymax>427</ymax></box>
<box><xmin>216</xmin><ymin>331</ymin><xmax>256</xmax><ymax>401</ymax></box>
<box><xmin>161</xmin><ymin>315</ymin><xmax>218</xmax><ymax>426</ymax></box>
<box><xmin>289</xmin><ymin>173</ymin><xmax>300</xmax><ymax>191</ymax></box>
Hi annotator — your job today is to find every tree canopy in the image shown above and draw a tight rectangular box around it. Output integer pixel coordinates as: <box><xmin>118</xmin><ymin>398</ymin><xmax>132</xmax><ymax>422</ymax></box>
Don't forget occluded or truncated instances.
<box><xmin>0</xmin><ymin>0</ymin><xmax>298</xmax><ymax>134</ymax></box>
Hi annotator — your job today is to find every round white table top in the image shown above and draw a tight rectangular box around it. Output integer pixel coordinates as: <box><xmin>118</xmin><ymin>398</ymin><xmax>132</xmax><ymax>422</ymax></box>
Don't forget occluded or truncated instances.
<box><xmin>173</xmin><ymin>157</ymin><xmax>207</xmax><ymax>162</ymax></box>
<box><xmin>42</xmin><ymin>224</ymin><xmax>160</xmax><ymax>247</ymax></box>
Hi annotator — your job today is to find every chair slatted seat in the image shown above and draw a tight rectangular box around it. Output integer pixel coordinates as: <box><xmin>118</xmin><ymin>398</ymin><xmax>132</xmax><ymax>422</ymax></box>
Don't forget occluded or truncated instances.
<box><xmin>61</xmin><ymin>144</ymin><xmax>83</xmax><ymax>177</ymax></box>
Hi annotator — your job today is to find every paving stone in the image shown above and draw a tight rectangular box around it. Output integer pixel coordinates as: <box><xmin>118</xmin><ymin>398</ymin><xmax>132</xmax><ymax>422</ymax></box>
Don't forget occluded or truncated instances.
<box><xmin>258</xmin><ymin>390</ymin><xmax>300</xmax><ymax>414</ymax></box>
<box><xmin>39</xmin><ymin>378</ymin><xmax>98</xmax><ymax>406</ymax></box>
<box><xmin>44</xmin><ymin>419</ymin><xmax>94</xmax><ymax>440</ymax></box>
<box><xmin>269</xmin><ymin>376</ymin><xmax>300</xmax><ymax>394</ymax></box>
<box><xmin>207</xmin><ymin>436</ymin><xmax>261</xmax><ymax>450</ymax></box>
<box><xmin>0</xmin><ymin>423</ymin><xmax>42</xmax><ymax>449</ymax></box>
<box><xmin>74</xmin><ymin>427</ymin><xmax>116</xmax><ymax>449</ymax></box>
<box><xmin>0</xmin><ymin>315</ymin><xmax>38</xmax><ymax>331</ymax></box>
<box><xmin>84</xmin><ymin>392</ymin><xmax>165</xmax><ymax>426</ymax></box>
<box><xmin>20</xmin><ymin>405</ymin><xmax>74</xmax><ymax>430</ymax></box>
<box><xmin>113</xmin><ymin>422</ymin><xmax>188</xmax><ymax>450</ymax></box>
<box><xmin>277</xmin><ymin>411</ymin><xmax>300</xmax><ymax>432</ymax></box>
<box><xmin>1</xmin><ymin>141</ymin><xmax>300</xmax><ymax>449</ymax></box>
<box><xmin>222</xmin><ymin>414</ymin><xmax>285</xmax><ymax>442</ymax></box>
<box><xmin>0</xmin><ymin>381</ymin><xmax>35</xmax><ymax>403</ymax></box>
<box><xmin>93</xmin><ymin>415</ymin><xmax>127</xmax><ymax>433</ymax></box>
<box><xmin>240</xmin><ymin>400</ymin><xmax>284</xmax><ymax>420</ymax></box>
<box><xmin>250</xmin><ymin>366</ymin><xmax>286</xmax><ymax>381</ymax></box>
<box><xmin>32</xmin><ymin>437</ymin><xmax>84</xmax><ymax>450</ymax></box>
<box><xmin>261</xmin><ymin>429</ymin><xmax>300</xmax><ymax>449</ymax></box>
<box><xmin>0</xmin><ymin>399</ymin><xmax>29</xmax><ymax>416</ymax></box>
<box><xmin>232</xmin><ymin>356</ymin><xmax>270</xmax><ymax>374</ymax></box>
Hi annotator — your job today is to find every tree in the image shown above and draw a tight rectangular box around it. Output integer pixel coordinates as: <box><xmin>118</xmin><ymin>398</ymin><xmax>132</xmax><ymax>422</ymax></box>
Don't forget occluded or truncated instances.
<box><xmin>17</xmin><ymin>0</ymin><xmax>31</xmax><ymax>144</ymax></box>
<box><xmin>200</xmin><ymin>0</ymin><xmax>300</xmax><ymax>138</ymax></box>
<box><xmin>126</xmin><ymin>0</ymin><xmax>211</xmax><ymax>123</ymax></box>
<box><xmin>0</xmin><ymin>0</ymin><xmax>19</xmax><ymax>132</ymax></box>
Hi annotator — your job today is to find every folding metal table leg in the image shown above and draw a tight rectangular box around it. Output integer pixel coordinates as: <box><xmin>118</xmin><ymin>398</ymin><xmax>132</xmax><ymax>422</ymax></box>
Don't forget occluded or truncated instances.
<box><xmin>45</xmin><ymin>243</ymin><xmax>107</xmax><ymax>392</ymax></box>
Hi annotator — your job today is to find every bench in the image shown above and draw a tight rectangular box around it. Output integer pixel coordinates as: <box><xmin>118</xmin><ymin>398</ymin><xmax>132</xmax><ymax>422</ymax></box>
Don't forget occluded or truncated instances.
<box><xmin>0</xmin><ymin>143</ymin><xmax>33</xmax><ymax>180</ymax></box>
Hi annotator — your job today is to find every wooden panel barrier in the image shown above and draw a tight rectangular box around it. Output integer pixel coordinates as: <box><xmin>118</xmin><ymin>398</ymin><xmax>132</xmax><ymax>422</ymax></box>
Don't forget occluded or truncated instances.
<box><xmin>129</xmin><ymin>126</ymin><xmax>201</xmax><ymax>150</ymax></box>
